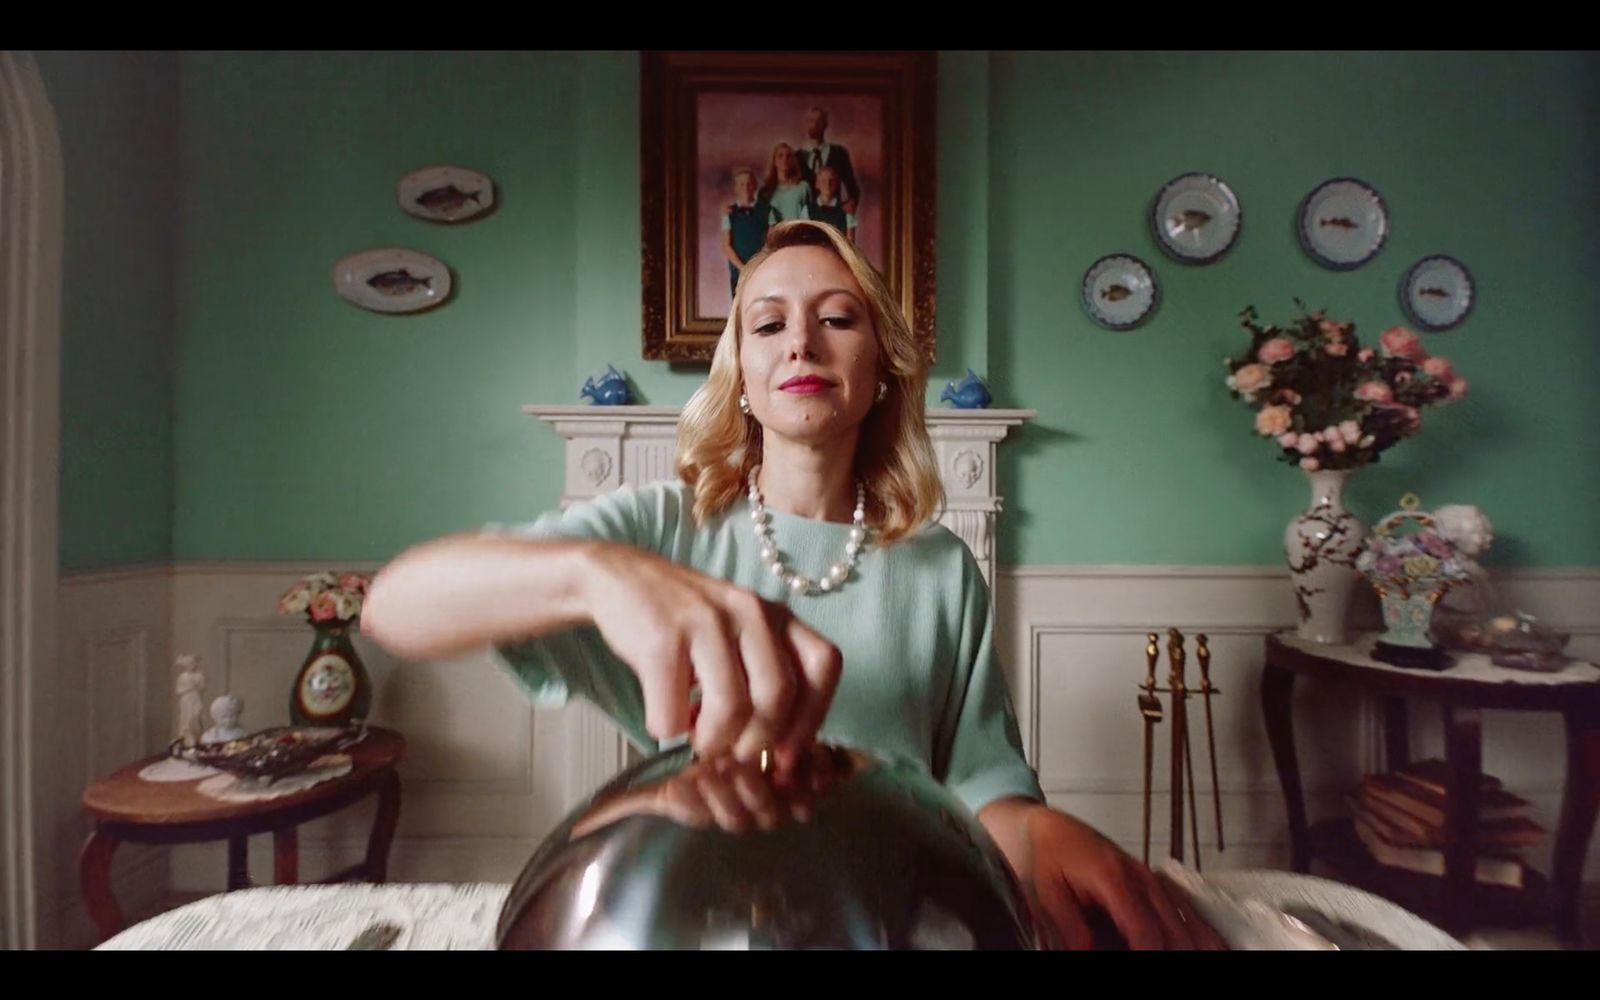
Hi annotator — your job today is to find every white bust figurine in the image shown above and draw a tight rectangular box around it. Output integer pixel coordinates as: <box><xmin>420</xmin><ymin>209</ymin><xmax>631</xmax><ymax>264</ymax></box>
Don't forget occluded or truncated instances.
<box><xmin>175</xmin><ymin>654</ymin><xmax>209</xmax><ymax>748</ymax></box>
<box><xmin>202</xmin><ymin>694</ymin><xmax>247</xmax><ymax>745</ymax></box>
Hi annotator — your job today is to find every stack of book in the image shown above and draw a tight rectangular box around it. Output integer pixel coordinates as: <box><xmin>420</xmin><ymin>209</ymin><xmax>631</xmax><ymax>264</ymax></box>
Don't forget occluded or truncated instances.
<box><xmin>1346</xmin><ymin>759</ymin><xmax>1545</xmax><ymax>889</ymax></box>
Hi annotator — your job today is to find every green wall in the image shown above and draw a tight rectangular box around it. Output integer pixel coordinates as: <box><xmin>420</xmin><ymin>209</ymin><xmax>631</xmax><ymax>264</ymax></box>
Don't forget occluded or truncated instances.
<box><xmin>989</xmin><ymin>51</ymin><xmax>1599</xmax><ymax>567</ymax></box>
<box><xmin>37</xmin><ymin>51</ymin><xmax>178</xmax><ymax>572</ymax></box>
<box><xmin>50</xmin><ymin>51</ymin><xmax>1599</xmax><ymax>569</ymax></box>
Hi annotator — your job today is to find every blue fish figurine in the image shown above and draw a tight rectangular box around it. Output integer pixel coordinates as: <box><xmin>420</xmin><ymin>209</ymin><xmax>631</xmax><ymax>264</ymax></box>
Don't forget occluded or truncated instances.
<box><xmin>940</xmin><ymin>369</ymin><xmax>992</xmax><ymax>409</ymax></box>
<box><xmin>580</xmin><ymin>365</ymin><xmax>634</xmax><ymax>405</ymax></box>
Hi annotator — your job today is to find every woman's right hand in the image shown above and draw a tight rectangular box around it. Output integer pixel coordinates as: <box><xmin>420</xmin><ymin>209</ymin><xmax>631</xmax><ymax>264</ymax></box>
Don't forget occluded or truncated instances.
<box><xmin>568</xmin><ymin>743</ymin><xmax>852</xmax><ymax>840</ymax></box>
<box><xmin>580</xmin><ymin>542</ymin><xmax>842</xmax><ymax>771</ymax></box>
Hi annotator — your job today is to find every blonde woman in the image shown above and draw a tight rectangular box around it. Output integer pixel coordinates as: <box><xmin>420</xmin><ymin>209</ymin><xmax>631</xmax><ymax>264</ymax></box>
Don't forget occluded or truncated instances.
<box><xmin>362</xmin><ymin>221</ymin><xmax>1221</xmax><ymax>951</ymax></box>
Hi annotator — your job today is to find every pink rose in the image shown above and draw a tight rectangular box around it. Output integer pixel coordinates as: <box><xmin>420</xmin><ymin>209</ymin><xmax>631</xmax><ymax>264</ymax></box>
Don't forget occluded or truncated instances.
<box><xmin>1339</xmin><ymin>420</ymin><xmax>1361</xmax><ymax>443</ymax></box>
<box><xmin>1448</xmin><ymin>377</ymin><xmax>1469</xmax><ymax>400</ymax></box>
<box><xmin>1422</xmin><ymin>356</ymin><xmax>1455</xmax><ymax>382</ymax></box>
<box><xmin>1328</xmin><ymin>436</ymin><xmax>1347</xmax><ymax>453</ymax></box>
<box><xmin>1317</xmin><ymin>319</ymin><xmax>1351</xmax><ymax>338</ymax></box>
<box><xmin>1357</xmin><ymin>348</ymin><xmax>1375</xmax><ymax>362</ymax></box>
<box><xmin>1258</xmin><ymin>338</ymin><xmax>1296</xmax><ymax>364</ymax></box>
<box><xmin>1255</xmin><ymin>405</ymin><xmax>1293</xmax><ymax>437</ymax></box>
<box><xmin>1355</xmin><ymin>381</ymin><xmax>1394</xmax><ymax>403</ymax></box>
<box><xmin>1232</xmin><ymin>363</ymin><xmax>1272</xmax><ymax>394</ymax></box>
<box><xmin>1324</xmin><ymin>340</ymin><xmax>1350</xmax><ymax>357</ymax></box>
<box><xmin>1277</xmin><ymin>432</ymin><xmax>1299</xmax><ymax>448</ymax></box>
<box><xmin>338</xmin><ymin>572</ymin><xmax>368</xmax><ymax>595</ymax></box>
<box><xmin>1380</xmin><ymin>326</ymin><xmax>1426</xmax><ymax>360</ymax></box>
<box><xmin>1272</xmin><ymin>388</ymin><xmax>1302</xmax><ymax>406</ymax></box>
<box><xmin>1300</xmin><ymin>457</ymin><xmax>1322</xmax><ymax>471</ymax></box>
<box><xmin>1296</xmin><ymin>433</ymin><xmax>1321</xmax><ymax>455</ymax></box>
<box><xmin>1380</xmin><ymin>402</ymin><xmax>1422</xmax><ymax>433</ymax></box>
<box><xmin>310</xmin><ymin>592</ymin><xmax>340</xmax><ymax>623</ymax></box>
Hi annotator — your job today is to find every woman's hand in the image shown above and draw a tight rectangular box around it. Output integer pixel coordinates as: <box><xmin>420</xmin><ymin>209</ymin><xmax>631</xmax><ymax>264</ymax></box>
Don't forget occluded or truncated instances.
<box><xmin>582</xmin><ymin>543</ymin><xmax>842</xmax><ymax>769</ymax></box>
<box><xmin>979</xmin><ymin>800</ymin><xmax>1228</xmax><ymax>951</ymax></box>
<box><xmin>569</xmin><ymin>743</ymin><xmax>850</xmax><ymax>839</ymax></box>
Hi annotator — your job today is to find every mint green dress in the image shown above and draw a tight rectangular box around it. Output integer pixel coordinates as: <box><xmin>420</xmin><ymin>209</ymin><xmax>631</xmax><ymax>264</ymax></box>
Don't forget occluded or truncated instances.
<box><xmin>489</xmin><ymin>479</ymin><xmax>1042</xmax><ymax>815</ymax></box>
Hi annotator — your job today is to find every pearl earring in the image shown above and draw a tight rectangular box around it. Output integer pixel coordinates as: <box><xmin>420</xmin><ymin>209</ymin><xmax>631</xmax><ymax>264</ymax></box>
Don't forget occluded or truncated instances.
<box><xmin>739</xmin><ymin>393</ymin><xmax>752</xmax><ymax>415</ymax></box>
<box><xmin>876</xmin><ymin>381</ymin><xmax>888</xmax><ymax>403</ymax></box>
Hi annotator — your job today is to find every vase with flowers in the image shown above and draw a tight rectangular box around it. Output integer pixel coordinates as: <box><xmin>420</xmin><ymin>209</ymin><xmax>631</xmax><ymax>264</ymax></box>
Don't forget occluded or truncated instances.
<box><xmin>278</xmin><ymin>571</ymin><xmax>373</xmax><ymax>727</ymax></box>
<box><xmin>1226</xmin><ymin>301</ymin><xmax>1468</xmax><ymax>644</ymax></box>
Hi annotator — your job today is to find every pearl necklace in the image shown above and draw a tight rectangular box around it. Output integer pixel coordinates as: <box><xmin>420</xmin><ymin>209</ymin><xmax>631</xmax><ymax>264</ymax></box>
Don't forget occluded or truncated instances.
<box><xmin>747</xmin><ymin>467</ymin><xmax>868</xmax><ymax>596</ymax></box>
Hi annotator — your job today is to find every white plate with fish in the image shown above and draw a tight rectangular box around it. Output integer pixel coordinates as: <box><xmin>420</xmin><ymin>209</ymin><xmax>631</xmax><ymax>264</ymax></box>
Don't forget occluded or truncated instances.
<box><xmin>396</xmin><ymin>165</ymin><xmax>495</xmax><ymax>224</ymax></box>
<box><xmin>1298</xmin><ymin>177</ymin><xmax>1389</xmax><ymax>270</ymax></box>
<box><xmin>332</xmin><ymin>248</ymin><xmax>452</xmax><ymax>314</ymax></box>
<box><xmin>1082</xmin><ymin>254</ymin><xmax>1159</xmax><ymax>330</ymax></box>
<box><xmin>1150</xmin><ymin>172</ymin><xmax>1241</xmax><ymax>264</ymax></box>
<box><xmin>1400</xmin><ymin>254</ymin><xmax>1474</xmax><ymax>331</ymax></box>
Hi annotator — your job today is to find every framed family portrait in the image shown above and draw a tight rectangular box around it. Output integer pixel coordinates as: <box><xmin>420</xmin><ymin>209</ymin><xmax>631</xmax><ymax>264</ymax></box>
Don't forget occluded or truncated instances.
<box><xmin>640</xmin><ymin>50</ymin><xmax>937</xmax><ymax>362</ymax></box>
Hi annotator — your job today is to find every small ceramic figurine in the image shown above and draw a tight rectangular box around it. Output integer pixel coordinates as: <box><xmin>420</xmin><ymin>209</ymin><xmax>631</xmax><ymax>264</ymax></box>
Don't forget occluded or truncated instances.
<box><xmin>940</xmin><ymin>369</ymin><xmax>993</xmax><ymax>409</ymax></box>
<box><xmin>175</xmin><ymin>654</ymin><xmax>209</xmax><ymax>748</ymax></box>
<box><xmin>580</xmin><ymin>366</ymin><xmax>634</xmax><ymax>405</ymax></box>
<box><xmin>202</xmin><ymin>694</ymin><xmax>247</xmax><ymax>745</ymax></box>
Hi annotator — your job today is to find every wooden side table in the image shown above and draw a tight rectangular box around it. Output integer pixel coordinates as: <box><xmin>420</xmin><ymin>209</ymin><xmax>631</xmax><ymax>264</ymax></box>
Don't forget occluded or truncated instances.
<box><xmin>1261</xmin><ymin>632</ymin><xmax>1600</xmax><ymax>942</ymax></box>
<box><xmin>80</xmin><ymin>726</ymin><xmax>405</xmax><ymax>944</ymax></box>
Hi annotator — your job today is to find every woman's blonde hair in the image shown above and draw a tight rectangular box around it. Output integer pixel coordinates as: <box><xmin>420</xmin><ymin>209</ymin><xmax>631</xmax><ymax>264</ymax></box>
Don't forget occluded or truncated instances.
<box><xmin>676</xmin><ymin>220</ymin><xmax>943</xmax><ymax>545</ymax></box>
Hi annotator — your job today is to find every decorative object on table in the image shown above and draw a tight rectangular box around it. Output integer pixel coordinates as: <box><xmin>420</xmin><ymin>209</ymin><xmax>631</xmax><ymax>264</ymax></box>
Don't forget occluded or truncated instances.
<box><xmin>138</xmin><ymin>757</ymin><xmax>221</xmax><ymax>783</ymax></box>
<box><xmin>278</xmin><ymin>571</ymin><xmax>374</xmax><ymax>727</ymax></box>
<box><xmin>497</xmin><ymin>742</ymin><xmax>1040</xmax><ymax>950</ymax></box>
<box><xmin>1149</xmin><ymin>172</ymin><xmax>1242</xmax><ymax>265</ymax></box>
<box><xmin>196</xmin><ymin>752</ymin><xmax>356</xmax><ymax>803</ymax></box>
<box><xmin>1356</xmin><ymin>494</ymin><xmax>1474</xmax><ymax>670</ymax></box>
<box><xmin>1081</xmin><ymin>253</ymin><xmax>1159</xmax><ymax>330</ymax></box>
<box><xmin>1135</xmin><ymin>629</ymin><xmax>1224</xmax><ymax>872</ymax></box>
<box><xmin>939</xmin><ymin>369</ymin><xmax>992</xmax><ymax>409</ymax></box>
<box><xmin>1433</xmin><ymin>609</ymin><xmax>1574</xmax><ymax>673</ymax></box>
<box><xmin>1296</xmin><ymin>177</ymin><xmax>1389</xmax><ymax>270</ymax></box>
<box><xmin>579</xmin><ymin>365</ymin><xmax>634</xmax><ymax>405</ymax></box>
<box><xmin>174</xmin><ymin>654</ymin><xmax>209</xmax><ymax>749</ymax></box>
<box><xmin>1226</xmin><ymin>301</ymin><xmax>1468</xmax><ymax>644</ymax></box>
<box><xmin>1346</xmin><ymin>760</ymin><xmax>1540</xmax><ymax>889</ymax></box>
<box><xmin>396</xmin><ymin>165</ymin><xmax>495</xmax><ymax>224</ymax></box>
<box><xmin>172</xmin><ymin>725</ymin><xmax>366</xmax><ymax>783</ymax></box>
<box><xmin>332</xmin><ymin>247</ymin><xmax>453</xmax><ymax>314</ymax></box>
<box><xmin>201</xmin><ymin>694</ymin><xmax>247</xmax><ymax>745</ymax></box>
<box><xmin>1399</xmin><ymin>255</ymin><xmax>1474</xmax><ymax>332</ymax></box>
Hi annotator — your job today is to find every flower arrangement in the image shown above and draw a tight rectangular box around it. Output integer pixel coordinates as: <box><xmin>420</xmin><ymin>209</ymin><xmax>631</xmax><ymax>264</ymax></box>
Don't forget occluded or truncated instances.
<box><xmin>1355</xmin><ymin>522</ymin><xmax>1472</xmax><ymax>598</ymax></box>
<box><xmin>1225</xmin><ymin>301</ymin><xmax>1468</xmax><ymax>472</ymax></box>
<box><xmin>277</xmin><ymin>571</ymin><xmax>371</xmax><ymax>626</ymax></box>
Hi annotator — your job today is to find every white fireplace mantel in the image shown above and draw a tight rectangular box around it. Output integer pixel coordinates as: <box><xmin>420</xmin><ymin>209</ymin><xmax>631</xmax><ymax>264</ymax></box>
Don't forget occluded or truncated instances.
<box><xmin>524</xmin><ymin>404</ymin><xmax>1035</xmax><ymax>587</ymax></box>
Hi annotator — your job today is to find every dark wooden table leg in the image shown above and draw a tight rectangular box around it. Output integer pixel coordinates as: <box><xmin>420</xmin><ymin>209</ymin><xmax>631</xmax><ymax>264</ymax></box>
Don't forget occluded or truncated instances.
<box><xmin>363</xmin><ymin>768</ymin><xmax>402</xmax><ymax>882</ymax></box>
<box><xmin>1442</xmin><ymin>705</ymin><xmax>1483</xmax><ymax>939</ymax></box>
<box><xmin>1261</xmin><ymin>661</ymin><xmax>1310</xmax><ymax>872</ymax></box>
<box><xmin>273</xmin><ymin>827</ymin><xmax>299</xmax><ymax>885</ymax></box>
<box><xmin>227</xmin><ymin>835</ymin><xmax>250</xmax><ymax>891</ymax></box>
<box><xmin>1385</xmin><ymin>697</ymin><xmax>1411</xmax><ymax>772</ymax></box>
<box><xmin>1553</xmin><ymin>706</ymin><xmax>1600</xmax><ymax>945</ymax></box>
<box><xmin>79</xmin><ymin>826</ymin><xmax>125</xmax><ymax>942</ymax></box>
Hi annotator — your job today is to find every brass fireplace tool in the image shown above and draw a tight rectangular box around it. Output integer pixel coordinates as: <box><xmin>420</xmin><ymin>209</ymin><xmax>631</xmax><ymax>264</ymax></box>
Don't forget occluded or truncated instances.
<box><xmin>1137</xmin><ymin>629</ymin><xmax>1224</xmax><ymax>868</ymax></box>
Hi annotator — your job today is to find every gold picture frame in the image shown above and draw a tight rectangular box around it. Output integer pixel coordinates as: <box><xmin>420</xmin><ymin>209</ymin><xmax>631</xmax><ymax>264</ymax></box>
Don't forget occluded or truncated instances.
<box><xmin>640</xmin><ymin>50</ymin><xmax>937</xmax><ymax>362</ymax></box>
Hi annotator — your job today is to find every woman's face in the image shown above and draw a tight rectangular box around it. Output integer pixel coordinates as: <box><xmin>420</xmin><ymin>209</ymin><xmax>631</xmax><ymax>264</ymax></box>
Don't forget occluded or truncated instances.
<box><xmin>773</xmin><ymin>144</ymin><xmax>796</xmax><ymax>177</ymax></box>
<box><xmin>739</xmin><ymin>245</ymin><xmax>880</xmax><ymax>447</ymax></box>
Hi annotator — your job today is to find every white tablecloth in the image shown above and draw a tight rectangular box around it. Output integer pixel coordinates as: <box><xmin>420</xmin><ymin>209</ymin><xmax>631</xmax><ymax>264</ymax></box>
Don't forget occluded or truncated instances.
<box><xmin>95</xmin><ymin>869</ymin><xmax>1464</xmax><ymax>950</ymax></box>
